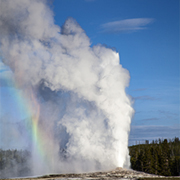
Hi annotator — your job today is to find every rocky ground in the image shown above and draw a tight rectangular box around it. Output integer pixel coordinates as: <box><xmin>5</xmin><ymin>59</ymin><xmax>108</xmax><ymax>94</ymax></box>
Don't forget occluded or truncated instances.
<box><xmin>40</xmin><ymin>167</ymin><xmax>162</xmax><ymax>180</ymax></box>
<box><xmin>4</xmin><ymin>167</ymin><xmax>180</xmax><ymax>180</ymax></box>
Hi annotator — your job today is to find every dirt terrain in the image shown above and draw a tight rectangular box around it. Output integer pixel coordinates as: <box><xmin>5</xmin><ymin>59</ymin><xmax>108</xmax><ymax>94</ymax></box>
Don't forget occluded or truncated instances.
<box><xmin>3</xmin><ymin>167</ymin><xmax>179</xmax><ymax>180</ymax></box>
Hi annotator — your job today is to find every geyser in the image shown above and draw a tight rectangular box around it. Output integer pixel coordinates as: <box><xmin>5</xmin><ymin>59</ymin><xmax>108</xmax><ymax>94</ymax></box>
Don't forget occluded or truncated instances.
<box><xmin>0</xmin><ymin>0</ymin><xmax>134</xmax><ymax>176</ymax></box>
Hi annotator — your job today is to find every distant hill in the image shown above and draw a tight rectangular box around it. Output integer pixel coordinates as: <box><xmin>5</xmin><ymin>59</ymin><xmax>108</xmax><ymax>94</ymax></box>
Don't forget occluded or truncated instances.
<box><xmin>129</xmin><ymin>137</ymin><xmax>180</xmax><ymax>176</ymax></box>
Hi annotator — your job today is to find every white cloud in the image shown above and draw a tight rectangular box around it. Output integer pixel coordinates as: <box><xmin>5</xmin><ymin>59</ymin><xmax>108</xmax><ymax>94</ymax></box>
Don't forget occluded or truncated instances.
<box><xmin>100</xmin><ymin>18</ymin><xmax>154</xmax><ymax>33</ymax></box>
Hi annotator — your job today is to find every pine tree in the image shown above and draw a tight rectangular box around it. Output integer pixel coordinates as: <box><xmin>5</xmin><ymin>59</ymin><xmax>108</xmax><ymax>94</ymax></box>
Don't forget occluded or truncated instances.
<box><xmin>136</xmin><ymin>149</ymin><xmax>144</xmax><ymax>171</ymax></box>
<box><xmin>151</xmin><ymin>147</ymin><xmax>160</xmax><ymax>175</ymax></box>
<box><xmin>160</xmin><ymin>139</ymin><xmax>171</xmax><ymax>176</ymax></box>
<box><xmin>143</xmin><ymin>146</ymin><xmax>154</xmax><ymax>174</ymax></box>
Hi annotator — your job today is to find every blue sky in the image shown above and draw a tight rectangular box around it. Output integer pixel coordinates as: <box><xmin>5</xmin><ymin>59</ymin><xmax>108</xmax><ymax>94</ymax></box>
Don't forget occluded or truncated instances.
<box><xmin>0</xmin><ymin>0</ymin><xmax>179</xmax><ymax>147</ymax></box>
<box><xmin>53</xmin><ymin>0</ymin><xmax>180</xmax><ymax>144</ymax></box>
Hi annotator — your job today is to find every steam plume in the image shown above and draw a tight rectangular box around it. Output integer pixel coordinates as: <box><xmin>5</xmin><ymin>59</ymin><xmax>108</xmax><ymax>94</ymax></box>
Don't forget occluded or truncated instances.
<box><xmin>0</xmin><ymin>0</ymin><xmax>134</xmax><ymax>176</ymax></box>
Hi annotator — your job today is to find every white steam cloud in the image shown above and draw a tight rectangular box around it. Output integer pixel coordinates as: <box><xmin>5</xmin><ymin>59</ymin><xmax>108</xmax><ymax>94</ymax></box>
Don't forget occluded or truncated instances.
<box><xmin>0</xmin><ymin>0</ymin><xmax>134</xmax><ymax>176</ymax></box>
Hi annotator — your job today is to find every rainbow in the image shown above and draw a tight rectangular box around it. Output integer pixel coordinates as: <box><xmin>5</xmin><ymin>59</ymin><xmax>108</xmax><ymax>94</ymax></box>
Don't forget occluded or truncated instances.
<box><xmin>3</xmin><ymin>75</ymin><xmax>56</xmax><ymax>174</ymax></box>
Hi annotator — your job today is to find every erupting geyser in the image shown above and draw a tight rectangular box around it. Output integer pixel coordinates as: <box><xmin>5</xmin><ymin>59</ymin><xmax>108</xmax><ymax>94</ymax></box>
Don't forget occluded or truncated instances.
<box><xmin>0</xmin><ymin>0</ymin><xmax>134</xmax><ymax>176</ymax></box>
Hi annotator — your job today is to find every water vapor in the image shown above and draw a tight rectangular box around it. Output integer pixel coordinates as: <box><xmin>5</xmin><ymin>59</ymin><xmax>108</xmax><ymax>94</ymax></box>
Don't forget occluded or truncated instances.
<box><xmin>0</xmin><ymin>0</ymin><xmax>134</xmax><ymax>177</ymax></box>
<box><xmin>101</xmin><ymin>18</ymin><xmax>154</xmax><ymax>33</ymax></box>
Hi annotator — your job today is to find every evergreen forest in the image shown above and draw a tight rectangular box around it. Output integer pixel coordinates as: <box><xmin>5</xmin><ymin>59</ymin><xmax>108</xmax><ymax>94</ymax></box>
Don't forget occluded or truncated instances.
<box><xmin>0</xmin><ymin>137</ymin><xmax>179</xmax><ymax>178</ymax></box>
<box><xmin>129</xmin><ymin>137</ymin><xmax>180</xmax><ymax>176</ymax></box>
<box><xmin>0</xmin><ymin>149</ymin><xmax>31</xmax><ymax>178</ymax></box>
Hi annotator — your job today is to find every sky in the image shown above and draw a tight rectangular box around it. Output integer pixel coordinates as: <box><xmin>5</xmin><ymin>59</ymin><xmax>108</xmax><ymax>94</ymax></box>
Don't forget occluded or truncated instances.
<box><xmin>0</xmin><ymin>0</ymin><xmax>179</xmax><ymax>147</ymax></box>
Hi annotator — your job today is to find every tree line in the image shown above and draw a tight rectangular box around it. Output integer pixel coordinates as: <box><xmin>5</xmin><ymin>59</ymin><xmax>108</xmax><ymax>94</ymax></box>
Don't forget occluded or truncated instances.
<box><xmin>0</xmin><ymin>137</ymin><xmax>179</xmax><ymax>178</ymax></box>
<box><xmin>129</xmin><ymin>137</ymin><xmax>180</xmax><ymax>176</ymax></box>
<box><xmin>0</xmin><ymin>149</ymin><xmax>31</xmax><ymax>178</ymax></box>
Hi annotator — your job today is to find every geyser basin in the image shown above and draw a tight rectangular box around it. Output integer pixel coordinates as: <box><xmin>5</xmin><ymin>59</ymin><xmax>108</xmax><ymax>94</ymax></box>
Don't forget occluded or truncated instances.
<box><xmin>0</xmin><ymin>0</ymin><xmax>134</xmax><ymax>177</ymax></box>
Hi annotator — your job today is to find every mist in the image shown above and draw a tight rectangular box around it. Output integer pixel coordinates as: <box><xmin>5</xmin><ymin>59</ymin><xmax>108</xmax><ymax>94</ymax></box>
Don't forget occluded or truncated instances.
<box><xmin>0</xmin><ymin>0</ymin><xmax>134</xmax><ymax>177</ymax></box>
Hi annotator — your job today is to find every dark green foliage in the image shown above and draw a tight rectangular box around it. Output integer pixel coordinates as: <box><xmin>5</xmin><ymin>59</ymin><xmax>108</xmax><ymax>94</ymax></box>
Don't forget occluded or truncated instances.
<box><xmin>129</xmin><ymin>137</ymin><xmax>180</xmax><ymax>176</ymax></box>
<box><xmin>0</xmin><ymin>149</ymin><xmax>31</xmax><ymax>178</ymax></box>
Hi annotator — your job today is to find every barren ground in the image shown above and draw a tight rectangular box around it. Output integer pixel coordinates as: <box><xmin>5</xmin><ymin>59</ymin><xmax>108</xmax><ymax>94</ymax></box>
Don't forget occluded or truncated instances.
<box><xmin>2</xmin><ymin>167</ymin><xmax>180</xmax><ymax>180</ymax></box>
